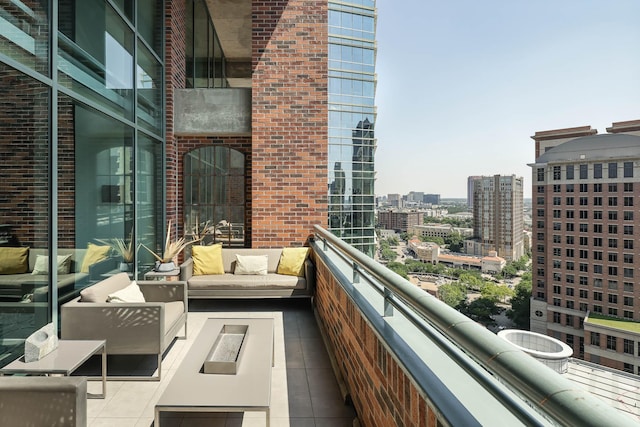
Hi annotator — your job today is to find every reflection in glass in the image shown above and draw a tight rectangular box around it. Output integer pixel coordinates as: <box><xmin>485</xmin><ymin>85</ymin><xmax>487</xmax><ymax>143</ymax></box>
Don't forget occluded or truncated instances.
<box><xmin>184</xmin><ymin>146</ymin><xmax>245</xmax><ymax>247</ymax></box>
<box><xmin>0</xmin><ymin>0</ymin><xmax>49</xmax><ymax>75</ymax></box>
<box><xmin>137</xmin><ymin>133</ymin><xmax>162</xmax><ymax>271</ymax></box>
<box><xmin>328</xmin><ymin>1</ymin><xmax>376</xmax><ymax>256</ymax></box>
<box><xmin>58</xmin><ymin>0</ymin><xmax>134</xmax><ymax>120</ymax></box>
<box><xmin>137</xmin><ymin>41</ymin><xmax>162</xmax><ymax>134</ymax></box>
<box><xmin>0</xmin><ymin>63</ymin><xmax>50</xmax><ymax>363</ymax></box>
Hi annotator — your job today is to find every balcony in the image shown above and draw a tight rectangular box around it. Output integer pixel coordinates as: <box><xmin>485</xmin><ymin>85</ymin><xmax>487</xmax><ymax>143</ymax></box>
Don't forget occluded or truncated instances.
<box><xmin>30</xmin><ymin>227</ymin><xmax>640</xmax><ymax>425</ymax></box>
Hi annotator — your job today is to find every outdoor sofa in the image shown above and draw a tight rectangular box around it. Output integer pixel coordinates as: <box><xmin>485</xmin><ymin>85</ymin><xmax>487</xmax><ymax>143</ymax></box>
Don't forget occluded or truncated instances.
<box><xmin>0</xmin><ymin>246</ymin><xmax>115</xmax><ymax>302</ymax></box>
<box><xmin>60</xmin><ymin>272</ymin><xmax>187</xmax><ymax>380</ymax></box>
<box><xmin>180</xmin><ymin>246</ymin><xmax>315</xmax><ymax>298</ymax></box>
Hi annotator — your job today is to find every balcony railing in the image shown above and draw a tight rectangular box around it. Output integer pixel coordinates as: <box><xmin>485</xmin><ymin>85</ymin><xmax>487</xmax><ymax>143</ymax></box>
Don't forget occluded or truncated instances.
<box><xmin>311</xmin><ymin>225</ymin><xmax>636</xmax><ymax>426</ymax></box>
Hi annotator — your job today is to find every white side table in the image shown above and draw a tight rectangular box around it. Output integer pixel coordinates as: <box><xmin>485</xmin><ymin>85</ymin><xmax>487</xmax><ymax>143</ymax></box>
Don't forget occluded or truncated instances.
<box><xmin>0</xmin><ymin>339</ymin><xmax>107</xmax><ymax>399</ymax></box>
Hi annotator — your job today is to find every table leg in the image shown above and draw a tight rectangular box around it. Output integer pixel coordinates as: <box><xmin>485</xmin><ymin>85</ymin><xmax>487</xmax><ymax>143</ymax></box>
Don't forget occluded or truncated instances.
<box><xmin>88</xmin><ymin>343</ymin><xmax>107</xmax><ymax>399</ymax></box>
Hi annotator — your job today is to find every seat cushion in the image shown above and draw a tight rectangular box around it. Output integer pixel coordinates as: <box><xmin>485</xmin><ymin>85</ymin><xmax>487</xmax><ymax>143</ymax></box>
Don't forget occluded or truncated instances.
<box><xmin>188</xmin><ymin>273</ymin><xmax>305</xmax><ymax>290</ymax></box>
<box><xmin>164</xmin><ymin>301</ymin><xmax>185</xmax><ymax>331</ymax></box>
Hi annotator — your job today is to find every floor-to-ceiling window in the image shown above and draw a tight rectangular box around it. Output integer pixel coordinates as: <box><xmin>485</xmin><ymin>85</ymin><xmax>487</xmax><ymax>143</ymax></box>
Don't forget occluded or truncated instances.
<box><xmin>328</xmin><ymin>0</ymin><xmax>377</xmax><ymax>257</ymax></box>
<box><xmin>0</xmin><ymin>0</ymin><xmax>165</xmax><ymax>364</ymax></box>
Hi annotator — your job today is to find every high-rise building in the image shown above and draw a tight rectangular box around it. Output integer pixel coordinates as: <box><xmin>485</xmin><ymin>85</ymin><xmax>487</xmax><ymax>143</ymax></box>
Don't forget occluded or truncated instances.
<box><xmin>327</xmin><ymin>2</ymin><xmax>377</xmax><ymax>256</ymax></box>
<box><xmin>466</xmin><ymin>175</ymin><xmax>524</xmax><ymax>261</ymax></box>
<box><xmin>0</xmin><ymin>0</ymin><xmax>376</xmax><ymax>361</ymax></box>
<box><xmin>467</xmin><ymin>175</ymin><xmax>482</xmax><ymax>209</ymax></box>
<box><xmin>530</xmin><ymin>121</ymin><xmax>640</xmax><ymax>374</ymax></box>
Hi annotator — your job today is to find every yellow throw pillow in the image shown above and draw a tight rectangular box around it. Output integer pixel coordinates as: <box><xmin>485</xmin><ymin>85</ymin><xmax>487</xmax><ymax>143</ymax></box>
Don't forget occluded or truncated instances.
<box><xmin>192</xmin><ymin>244</ymin><xmax>225</xmax><ymax>275</ymax></box>
<box><xmin>0</xmin><ymin>247</ymin><xmax>29</xmax><ymax>274</ymax></box>
<box><xmin>80</xmin><ymin>243</ymin><xmax>110</xmax><ymax>273</ymax></box>
<box><xmin>276</xmin><ymin>247</ymin><xmax>309</xmax><ymax>277</ymax></box>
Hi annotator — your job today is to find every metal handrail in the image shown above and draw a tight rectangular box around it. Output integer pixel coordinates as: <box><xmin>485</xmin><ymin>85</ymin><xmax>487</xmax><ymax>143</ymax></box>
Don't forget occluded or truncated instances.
<box><xmin>313</xmin><ymin>225</ymin><xmax>637</xmax><ymax>427</ymax></box>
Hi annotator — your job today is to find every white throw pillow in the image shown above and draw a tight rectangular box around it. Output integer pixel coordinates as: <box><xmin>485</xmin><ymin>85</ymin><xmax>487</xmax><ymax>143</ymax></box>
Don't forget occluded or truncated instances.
<box><xmin>31</xmin><ymin>254</ymin><xmax>72</xmax><ymax>275</ymax></box>
<box><xmin>234</xmin><ymin>254</ymin><xmax>268</xmax><ymax>275</ymax></box>
<box><xmin>107</xmin><ymin>281</ymin><xmax>146</xmax><ymax>303</ymax></box>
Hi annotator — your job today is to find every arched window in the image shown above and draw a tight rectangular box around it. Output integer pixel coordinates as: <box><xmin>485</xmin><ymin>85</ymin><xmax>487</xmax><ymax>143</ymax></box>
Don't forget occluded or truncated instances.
<box><xmin>184</xmin><ymin>146</ymin><xmax>245</xmax><ymax>246</ymax></box>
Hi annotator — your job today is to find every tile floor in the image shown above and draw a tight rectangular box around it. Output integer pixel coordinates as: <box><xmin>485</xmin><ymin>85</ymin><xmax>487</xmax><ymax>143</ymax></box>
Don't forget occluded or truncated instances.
<box><xmin>83</xmin><ymin>299</ymin><xmax>357</xmax><ymax>426</ymax></box>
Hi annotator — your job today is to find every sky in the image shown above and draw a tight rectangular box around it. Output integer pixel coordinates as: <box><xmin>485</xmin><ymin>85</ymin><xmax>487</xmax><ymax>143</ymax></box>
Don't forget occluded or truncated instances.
<box><xmin>374</xmin><ymin>1</ymin><xmax>640</xmax><ymax>199</ymax></box>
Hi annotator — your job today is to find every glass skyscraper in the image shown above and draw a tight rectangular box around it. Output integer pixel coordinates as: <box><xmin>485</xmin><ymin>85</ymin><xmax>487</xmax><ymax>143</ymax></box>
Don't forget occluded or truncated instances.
<box><xmin>328</xmin><ymin>0</ymin><xmax>377</xmax><ymax>257</ymax></box>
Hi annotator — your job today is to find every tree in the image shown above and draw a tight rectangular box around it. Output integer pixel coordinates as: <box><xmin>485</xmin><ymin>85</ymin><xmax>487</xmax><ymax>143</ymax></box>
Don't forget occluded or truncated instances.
<box><xmin>438</xmin><ymin>283</ymin><xmax>468</xmax><ymax>308</ymax></box>
<box><xmin>445</xmin><ymin>231</ymin><xmax>465</xmax><ymax>253</ymax></box>
<box><xmin>386</xmin><ymin>262</ymin><xmax>408</xmax><ymax>279</ymax></box>
<box><xmin>481</xmin><ymin>282</ymin><xmax>514</xmax><ymax>303</ymax></box>
<box><xmin>461</xmin><ymin>297</ymin><xmax>501</xmax><ymax>325</ymax></box>
<box><xmin>507</xmin><ymin>273</ymin><xmax>532</xmax><ymax>329</ymax></box>
<box><xmin>420</xmin><ymin>235</ymin><xmax>445</xmax><ymax>246</ymax></box>
<box><xmin>381</xmin><ymin>248</ymin><xmax>397</xmax><ymax>262</ymax></box>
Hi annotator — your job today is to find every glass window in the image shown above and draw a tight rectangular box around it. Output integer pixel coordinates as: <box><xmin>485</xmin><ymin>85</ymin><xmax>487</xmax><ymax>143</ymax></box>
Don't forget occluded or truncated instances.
<box><xmin>594</xmin><ymin>163</ymin><xmax>602</xmax><ymax>179</ymax></box>
<box><xmin>579</xmin><ymin>164</ymin><xmax>588</xmax><ymax>179</ymax></box>
<box><xmin>0</xmin><ymin>64</ymin><xmax>50</xmax><ymax>362</ymax></box>
<box><xmin>138</xmin><ymin>0</ymin><xmax>163</xmax><ymax>56</ymax></box>
<box><xmin>137</xmin><ymin>41</ymin><xmax>162</xmax><ymax>134</ymax></box>
<box><xmin>566</xmin><ymin>165</ymin><xmax>574</xmax><ymax>180</ymax></box>
<box><xmin>608</xmin><ymin>162</ymin><xmax>618</xmax><ymax>178</ymax></box>
<box><xmin>0</xmin><ymin>0</ymin><xmax>49</xmax><ymax>75</ymax></box>
<box><xmin>624</xmin><ymin>162</ymin><xmax>633</xmax><ymax>178</ymax></box>
<box><xmin>58</xmin><ymin>0</ymin><xmax>135</xmax><ymax>120</ymax></box>
<box><xmin>184</xmin><ymin>146</ymin><xmax>246</xmax><ymax>247</ymax></box>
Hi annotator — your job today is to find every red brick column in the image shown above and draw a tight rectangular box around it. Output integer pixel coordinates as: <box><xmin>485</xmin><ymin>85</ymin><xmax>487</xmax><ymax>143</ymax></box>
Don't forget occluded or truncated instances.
<box><xmin>251</xmin><ymin>0</ymin><xmax>329</xmax><ymax>248</ymax></box>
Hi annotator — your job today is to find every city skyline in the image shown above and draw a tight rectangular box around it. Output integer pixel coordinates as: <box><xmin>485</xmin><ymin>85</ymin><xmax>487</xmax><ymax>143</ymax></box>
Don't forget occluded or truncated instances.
<box><xmin>374</xmin><ymin>1</ymin><xmax>640</xmax><ymax>199</ymax></box>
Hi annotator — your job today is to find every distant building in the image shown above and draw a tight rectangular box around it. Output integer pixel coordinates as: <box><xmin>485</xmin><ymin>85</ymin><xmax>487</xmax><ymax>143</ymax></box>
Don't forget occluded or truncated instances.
<box><xmin>407</xmin><ymin>224</ymin><xmax>473</xmax><ymax>240</ymax></box>
<box><xmin>424</xmin><ymin>194</ymin><xmax>441</xmax><ymax>205</ymax></box>
<box><xmin>467</xmin><ymin>175</ymin><xmax>525</xmax><ymax>261</ymax></box>
<box><xmin>378</xmin><ymin>210</ymin><xmax>422</xmax><ymax>232</ymax></box>
<box><xmin>387</xmin><ymin>194</ymin><xmax>402</xmax><ymax>208</ymax></box>
<box><xmin>467</xmin><ymin>176</ymin><xmax>482</xmax><ymax>209</ymax></box>
<box><xmin>530</xmin><ymin>119</ymin><xmax>640</xmax><ymax>375</ymax></box>
<box><xmin>407</xmin><ymin>238</ymin><xmax>506</xmax><ymax>274</ymax></box>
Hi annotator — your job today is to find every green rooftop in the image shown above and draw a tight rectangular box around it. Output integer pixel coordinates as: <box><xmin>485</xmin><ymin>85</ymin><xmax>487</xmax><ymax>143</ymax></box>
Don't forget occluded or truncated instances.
<box><xmin>586</xmin><ymin>313</ymin><xmax>640</xmax><ymax>333</ymax></box>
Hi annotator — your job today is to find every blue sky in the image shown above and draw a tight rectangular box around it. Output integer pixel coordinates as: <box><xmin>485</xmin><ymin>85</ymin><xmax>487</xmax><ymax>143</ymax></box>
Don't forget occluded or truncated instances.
<box><xmin>374</xmin><ymin>1</ymin><xmax>640</xmax><ymax>199</ymax></box>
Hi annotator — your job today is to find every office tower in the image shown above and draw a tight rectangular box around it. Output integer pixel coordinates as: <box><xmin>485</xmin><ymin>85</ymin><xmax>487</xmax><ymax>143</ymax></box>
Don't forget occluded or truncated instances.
<box><xmin>424</xmin><ymin>194</ymin><xmax>441</xmax><ymax>205</ymax></box>
<box><xmin>468</xmin><ymin>175</ymin><xmax>524</xmax><ymax>261</ymax></box>
<box><xmin>530</xmin><ymin>123</ymin><xmax>640</xmax><ymax>374</ymax></box>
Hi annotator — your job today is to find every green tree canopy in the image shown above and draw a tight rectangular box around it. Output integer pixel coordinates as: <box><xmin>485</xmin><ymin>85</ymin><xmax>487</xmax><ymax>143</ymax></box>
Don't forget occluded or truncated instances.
<box><xmin>507</xmin><ymin>273</ymin><xmax>532</xmax><ymax>329</ymax></box>
<box><xmin>439</xmin><ymin>283</ymin><xmax>468</xmax><ymax>308</ymax></box>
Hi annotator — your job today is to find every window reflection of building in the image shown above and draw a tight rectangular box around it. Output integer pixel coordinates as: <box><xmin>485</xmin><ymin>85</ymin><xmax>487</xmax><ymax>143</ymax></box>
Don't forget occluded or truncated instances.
<box><xmin>329</xmin><ymin>162</ymin><xmax>346</xmax><ymax>229</ymax></box>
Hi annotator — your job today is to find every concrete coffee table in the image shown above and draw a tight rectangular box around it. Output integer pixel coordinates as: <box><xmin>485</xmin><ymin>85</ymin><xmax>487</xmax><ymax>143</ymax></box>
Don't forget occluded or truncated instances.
<box><xmin>155</xmin><ymin>317</ymin><xmax>274</xmax><ymax>426</ymax></box>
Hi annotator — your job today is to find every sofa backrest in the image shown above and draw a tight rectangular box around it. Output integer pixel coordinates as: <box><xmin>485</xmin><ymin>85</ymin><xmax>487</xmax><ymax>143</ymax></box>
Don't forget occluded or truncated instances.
<box><xmin>221</xmin><ymin>248</ymin><xmax>283</xmax><ymax>274</ymax></box>
<box><xmin>79</xmin><ymin>272</ymin><xmax>131</xmax><ymax>302</ymax></box>
<box><xmin>28</xmin><ymin>248</ymin><xmax>87</xmax><ymax>274</ymax></box>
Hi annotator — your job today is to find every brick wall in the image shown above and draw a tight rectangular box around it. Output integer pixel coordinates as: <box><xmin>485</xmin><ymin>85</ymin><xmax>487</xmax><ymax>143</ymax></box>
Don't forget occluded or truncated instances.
<box><xmin>251</xmin><ymin>0</ymin><xmax>329</xmax><ymax>248</ymax></box>
<box><xmin>314</xmin><ymin>255</ymin><xmax>443</xmax><ymax>427</ymax></box>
